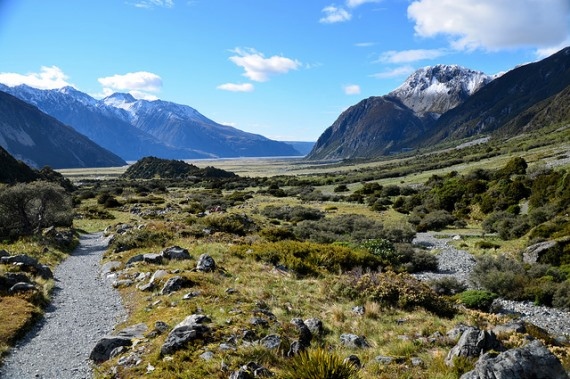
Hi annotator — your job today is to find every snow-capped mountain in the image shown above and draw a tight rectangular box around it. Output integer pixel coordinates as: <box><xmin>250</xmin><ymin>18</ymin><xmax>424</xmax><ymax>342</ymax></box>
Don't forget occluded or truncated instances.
<box><xmin>0</xmin><ymin>85</ymin><xmax>301</xmax><ymax>160</ymax></box>
<box><xmin>389</xmin><ymin>65</ymin><xmax>493</xmax><ymax>117</ymax></box>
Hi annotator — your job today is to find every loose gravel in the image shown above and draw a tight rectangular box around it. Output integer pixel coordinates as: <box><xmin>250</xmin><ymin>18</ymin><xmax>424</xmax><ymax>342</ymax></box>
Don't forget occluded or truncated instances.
<box><xmin>412</xmin><ymin>232</ymin><xmax>570</xmax><ymax>339</ymax></box>
<box><xmin>0</xmin><ymin>233</ymin><xmax>126</xmax><ymax>379</ymax></box>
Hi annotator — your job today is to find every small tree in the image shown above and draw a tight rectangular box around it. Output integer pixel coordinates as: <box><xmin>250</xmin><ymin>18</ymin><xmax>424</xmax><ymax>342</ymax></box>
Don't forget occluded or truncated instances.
<box><xmin>0</xmin><ymin>181</ymin><xmax>73</xmax><ymax>238</ymax></box>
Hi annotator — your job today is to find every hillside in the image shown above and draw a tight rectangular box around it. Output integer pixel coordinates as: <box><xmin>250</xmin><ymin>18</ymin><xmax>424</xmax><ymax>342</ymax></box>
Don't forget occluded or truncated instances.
<box><xmin>0</xmin><ymin>145</ymin><xmax>39</xmax><ymax>183</ymax></box>
<box><xmin>307</xmin><ymin>47</ymin><xmax>570</xmax><ymax>161</ymax></box>
<box><xmin>122</xmin><ymin>156</ymin><xmax>236</xmax><ymax>180</ymax></box>
<box><xmin>0</xmin><ymin>90</ymin><xmax>127</xmax><ymax>169</ymax></box>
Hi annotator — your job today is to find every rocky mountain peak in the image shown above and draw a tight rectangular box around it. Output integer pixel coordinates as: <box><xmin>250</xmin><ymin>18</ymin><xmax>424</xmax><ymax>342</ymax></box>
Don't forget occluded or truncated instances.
<box><xmin>389</xmin><ymin>64</ymin><xmax>493</xmax><ymax>116</ymax></box>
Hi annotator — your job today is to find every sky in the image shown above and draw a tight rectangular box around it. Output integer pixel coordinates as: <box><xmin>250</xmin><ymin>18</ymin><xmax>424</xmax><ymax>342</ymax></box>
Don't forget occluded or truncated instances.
<box><xmin>0</xmin><ymin>1</ymin><xmax>569</xmax><ymax>142</ymax></box>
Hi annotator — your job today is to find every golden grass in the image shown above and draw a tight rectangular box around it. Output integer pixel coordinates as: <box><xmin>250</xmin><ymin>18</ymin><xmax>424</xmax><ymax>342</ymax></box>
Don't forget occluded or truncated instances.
<box><xmin>0</xmin><ymin>296</ymin><xmax>41</xmax><ymax>360</ymax></box>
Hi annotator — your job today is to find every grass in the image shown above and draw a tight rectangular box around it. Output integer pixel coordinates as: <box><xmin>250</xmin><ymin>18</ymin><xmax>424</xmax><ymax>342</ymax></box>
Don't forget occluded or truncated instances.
<box><xmin>0</xmin><ymin>296</ymin><xmax>42</xmax><ymax>359</ymax></box>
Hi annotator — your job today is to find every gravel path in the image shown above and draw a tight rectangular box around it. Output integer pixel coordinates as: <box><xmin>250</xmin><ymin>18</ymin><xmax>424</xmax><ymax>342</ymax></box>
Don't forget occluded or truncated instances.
<box><xmin>413</xmin><ymin>232</ymin><xmax>570</xmax><ymax>339</ymax></box>
<box><xmin>0</xmin><ymin>232</ymin><xmax>126</xmax><ymax>379</ymax></box>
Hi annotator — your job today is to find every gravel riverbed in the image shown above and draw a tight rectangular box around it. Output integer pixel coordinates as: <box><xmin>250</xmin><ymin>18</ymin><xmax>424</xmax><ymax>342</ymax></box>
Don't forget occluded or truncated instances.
<box><xmin>413</xmin><ymin>232</ymin><xmax>570</xmax><ymax>339</ymax></box>
<box><xmin>0</xmin><ymin>233</ymin><xmax>126</xmax><ymax>379</ymax></box>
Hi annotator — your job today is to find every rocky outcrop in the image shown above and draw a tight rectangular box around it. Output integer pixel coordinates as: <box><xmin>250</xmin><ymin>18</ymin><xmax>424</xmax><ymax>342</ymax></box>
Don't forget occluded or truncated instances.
<box><xmin>160</xmin><ymin>314</ymin><xmax>211</xmax><ymax>356</ymax></box>
<box><xmin>446</xmin><ymin>327</ymin><xmax>502</xmax><ymax>366</ymax></box>
<box><xmin>90</xmin><ymin>336</ymin><xmax>133</xmax><ymax>363</ymax></box>
<box><xmin>461</xmin><ymin>340</ymin><xmax>569</xmax><ymax>379</ymax></box>
<box><xmin>196</xmin><ymin>254</ymin><xmax>216</xmax><ymax>272</ymax></box>
<box><xmin>1</xmin><ymin>254</ymin><xmax>53</xmax><ymax>279</ymax></box>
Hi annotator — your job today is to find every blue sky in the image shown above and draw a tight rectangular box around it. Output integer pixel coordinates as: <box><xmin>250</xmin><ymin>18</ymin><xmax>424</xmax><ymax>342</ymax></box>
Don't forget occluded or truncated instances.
<box><xmin>0</xmin><ymin>0</ymin><xmax>569</xmax><ymax>141</ymax></box>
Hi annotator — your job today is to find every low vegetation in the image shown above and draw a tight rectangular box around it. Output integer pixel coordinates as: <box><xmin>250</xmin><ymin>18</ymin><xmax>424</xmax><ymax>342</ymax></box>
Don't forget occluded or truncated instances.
<box><xmin>2</xmin><ymin>127</ymin><xmax>570</xmax><ymax>376</ymax></box>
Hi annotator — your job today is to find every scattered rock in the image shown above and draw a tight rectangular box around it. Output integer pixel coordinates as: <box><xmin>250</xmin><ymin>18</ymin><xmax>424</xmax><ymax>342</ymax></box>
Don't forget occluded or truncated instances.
<box><xmin>352</xmin><ymin>305</ymin><xmax>365</xmax><ymax>315</ymax></box>
<box><xmin>160</xmin><ymin>314</ymin><xmax>211</xmax><ymax>356</ymax></box>
<box><xmin>183</xmin><ymin>291</ymin><xmax>201</xmax><ymax>300</ymax></box>
<box><xmin>90</xmin><ymin>336</ymin><xmax>132</xmax><ymax>363</ymax></box>
<box><xmin>523</xmin><ymin>240</ymin><xmax>558</xmax><ymax>264</ymax></box>
<box><xmin>126</xmin><ymin>254</ymin><xmax>144</xmax><ymax>265</ymax></box>
<box><xmin>200</xmin><ymin>351</ymin><xmax>214</xmax><ymax>361</ymax></box>
<box><xmin>9</xmin><ymin>282</ymin><xmax>37</xmax><ymax>293</ymax></box>
<box><xmin>260</xmin><ymin>334</ymin><xmax>281</xmax><ymax>349</ymax></box>
<box><xmin>101</xmin><ymin>261</ymin><xmax>122</xmax><ymax>277</ymax></box>
<box><xmin>344</xmin><ymin>354</ymin><xmax>361</xmax><ymax>369</ymax></box>
<box><xmin>446</xmin><ymin>327</ymin><xmax>502</xmax><ymax>366</ymax></box>
<box><xmin>196</xmin><ymin>254</ymin><xmax>216</xmax><ymax>272</ymax></box>
<box><xmin>161</xmin><ymin>276</ymin><xmax>194</xmax><ymax>295</ymax></box>
<box><xmin>143</xmin><ymin>253</ymin><xmax>163</xmax><ymax>265</ymax></box>
<box><xmin>118</xmin><ymin>323</ymin><xmax>148</xmax><ymax>339</ymax></box>
<box><xmin>375</xmin><ymin>356</ymin><xmax>393</xmax><ymax>365</ymax></box>
<box><xmin>0</xmin><ymin>254</ymin><xmax>53</xmax><ymax>279</ymax></box>
<box><xmin>493</xmin><ymin>321</ymin><xmax>526</xmax><ymax>335</ymax></box>
<box><xmin>162</xmin><ymin>246</ymin><xmax>192</xmax><ymax>260</ymax></box>
<box><xmin>461</xmin><ymin>340</ymin><xmax>569</xmax><ymax>379</ymax></box>
<box><xmin>304</xmin><ymin>318</ymin><xmax>324</xmax><ymax>336</ymax></box>
<box><xmin>112</xmin><ymin>279</ymin><xmax>134</xmax><ymax>288</ymax></box>
<box><xmin>249</xmin><ymin>317</ymin><xmax>269</xmax><ymax>327</ymax></box>
<box><xmin>340</xmin><ymin>334</ymin><xmax>369</xmax><ymax>349</ymax></box>
<box><xmin>411</xmin><ymin>357</ymin><xmax>424</xmax><ymax>367</ymax></box>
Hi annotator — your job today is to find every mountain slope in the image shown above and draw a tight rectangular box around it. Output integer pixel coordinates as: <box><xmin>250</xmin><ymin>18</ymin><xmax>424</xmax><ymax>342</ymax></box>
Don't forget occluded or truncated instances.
<box><xmin>102</xmin><ymin>94</ymin><xmax>300</xmax><ymax>157</ymax></box>
<box><xmin>0</xmin><ymin>85</ymin><xmax>210</xmax><ymax>161</ymax></box>
<box><xmin>307</xmin><ymin>96</ymin><xmax>429</xmax><ymax>160</ymax></box>
<box><xmin>0</xmin><ymin>145</ymin><xmax>39</xmax><ymax>183</ymax></box>
<box><xmin>307</xmin><ymin>65</ymin><xmax>489</xmax><ymax>160</ymax></box>
<box><xmin>427</xmin><ymin>46</ymin><xmax>570</xmax><ymax>143</ymax></box>
<box><xmin>0</xmin><ymin>90</ymin><xmax>126</xmax><ymax>169</ymax></box>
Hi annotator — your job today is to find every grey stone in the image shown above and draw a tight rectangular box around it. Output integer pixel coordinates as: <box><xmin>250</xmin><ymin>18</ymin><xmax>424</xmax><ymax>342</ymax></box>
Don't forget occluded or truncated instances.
<box><xmin>493</xmin><ymin>321</ymin><xmax>526</xmax><ymax>335</ymax></box>
<box><xmin>126</xmin><ymin>254</ymin><xmax>144</xmax><ymax>265</ymax></box>
<box><xmin>340</xmin><ymin>334</ymin><xmax>369</xmax><ymax>348</ymax></box>
<box><xmin>9</xmin><ymin>282</ymin><xmax>37</xmax><ymax>293</ymax></box>
<box><xmin>523</xmin><ymin>241</ymin><xmax>558</xmax><ymax>264</ymax></box>
<box><xmin>150</xmin><ymin>269</ymin><xmax>168</xmax><ymax>283</ymax></box>
<box><xmin>118</xmin><ymin>323</ymin><xmax>148</xmax><ymax>339</ymax></box>
<box><xmin>461</xmin><ymin>340</ymin><xmax>569</xmax><ymax>379</ymax></box>
<box><xmin>143</xmin><ymin>253</ymin><xmax>163</xmax><ymax>264</ymax></box>
<box><xmin>344</xmin><ymin>354</ymin><xmax>361</xmax><ymax>369</ymax></box>
<box><xmin>183</xmin><ymin>291</ymin><xmax>201</xmax><ymax>300</ymax></box>
<box><xmin>161</xmin><ymin>276</ymin><xmax>193</xmax><ymax>295</ymax></box>
<box><xmin>200</xmin><ymin>351</ymin><xmax>214</xmax><ymax>360</ymax></box>
<box><xmin>250</xmin><ymin>317</ymin><xmax>269</xmax><ymax>327</ymax></box>
<box><xmin>0</xmin><ymin>249</ymin><xmax>9</xmax><ymax>258</ymax></box>
<box><xmin>196</xmin><ymin>254</ymin><xmax>216</xmax><ymax>272</ymax></box>
<box><xmin>446</xmin><ymin>327</ymin><xmax>502</xmax><ymax>366</ymax></box>
<box><xmin>375</xmin><ymin>356</ymin><xmax>393</xmax><ymax>365</ymax></box>
<box><xmin>101</xmin><ymin>261</ymin><xmax>122</xmax><ymax>277</ymax></box>
<box><xmin>162</xmin><ymin>246</ymin><xmax>191</xmax><ymax>260</ymax></box>
<box><xmin>112</xmin><ymin>279</ymin><xmax>134</xmax><ymax>288</ymax></box>
<box><xmin>304</xmin><ymin>317</ymin><xmax>324</xmax><ymax>336</ymax></box>
<box><xmin>90</xmin><ymin>336</ymin><xmax>132</xmax><ymax>363</ymax></box>
<box><xmin>260</xmin><ymin>334</ymin><xmax>281</xmax><ymax>349</ymax></box>
<box><xmin>160</xmin><ymin>314</ymin><xmax>211</xmax><ymax>356</ymax></box>
<box><xmin>411</xmin><ymin>357</ymin><xmax>424</xmax><ymax>367</ymax></box>
<box><xmin>352</xmin><ymin>305</ymin><xmax>365</xmax><ymax>315</ymax></box>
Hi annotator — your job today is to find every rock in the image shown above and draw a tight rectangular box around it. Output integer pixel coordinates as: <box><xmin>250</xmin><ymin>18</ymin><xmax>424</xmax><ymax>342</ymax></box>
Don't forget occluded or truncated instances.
<box><xmin>344</xmin><ymin>354</ymin><xmax>361</xmax><ymax>369</ymax></box>
<box><xmin>150</xmin><ymin>269</ymin><xmax>169</xmax><ymax>282</ymax></box>
<box><xmin>0</xmin><ymin>272</ymin><xmax>31</xmax><ymax>293</ymax></box>
<box><xmin>340</xmin><ymin>334</ymin><xmax>369</xmax><ymax>348</ymax></box>
<box><xmin>126</xmin><ymin>254</ymin><xmax>144</xmax><ymax>265</ymax></box>
<box><xmin>523</xmin><ymin>240</ymin><xmax>558</xmax><ymax>264</ymax></box>
<box><xmin>229</xmin><ymin>368</ymin><xmax>254</xmax><ymax>379</ymax></box>
<box><xmin>446</xmin><ymin>327</ymin><xmax>502</xmax><ymax>366</ymax></box>
<box><xmin>90</xmin><ymin>336</ymin><xmax>132</xmax><ymax>363</ymax></box>
<box><xmin>249</xmin><ymin>317</ymin><xmax>269</xmax><ymax>327</ymax></box>
<box><xmin>0</xmin><ymin>249</ymin><xmax>9</xmax><ymax>258</ymax></box>
<box><xmin>461</xmin><ymin>340</ymin><xmax>569</xmax><ymax>379</ymax></box>
<box><xmin>291</xmin><ymin>318</ymin><xmax>312</xmax><ymax>347</ymax></box>
<box><xmin>101</xmin><ymin>261</ymin><xmax>122</xmax><ymax>277</ymax></box>
<box><xmin>112</xmin><ymin>279</ymin><xmax>134</xmax><ymax>288</ymax></box>
<box><xmin>160</xmin><ymin>314</ymin><xmax>211</xmax><ymax>356</ymax></box>
<box><xmin>196</xmin><ymin>254</ymin><xmax>216</xmax><ymax>272</ymax></box>
<box><xmin>137</xmin><ymin>282</ymin><xmax>155</xmax><ymax>292</ymax></box>
<box><xmin>35</xmin><ymin>264</ymin><xmax>53</xmax><ymax>279</ymax></box>
<box><xmin>9</xmin><ymin>282</ymin><xmax>37</xmax><ymax>293</ymax></box>
<box><xmin>375</xmin><ymin>356</ymin><xmax>393</xmax><ymax>365</ymax></box>
<box><xmin>161</xmin><ymin>276</ymin><xmax>194</xmax><ymax>295</ymax></box>
<box><xmin>304</xmin><ymin>318</ymin><xmax>324</xmax><ymax>336</ymax></box>
<box><xmin>1</xmin><ymin>254</ymin><xmax>39</xmax><ymax>267</ymax></box>
<box><xmin>447</xmin><ymin>324</ymin><xmax>471</xmax><ymax>341</ymax></box>
<box><xmin>411</xmin><ymin>357</ymin><xmax>424</xmax><ymax>367</ymax></box>
<box><xmin>200</xmin><ymin>351</ymin><xmax>214</xmax><ymax>360</ymax></box>
<box><xmin>182</xmin><ymin>291</ymin><xmax>201</xmax><ymax>300</ymax></box>
<box><xmin>493</xmin><ymin>321</ymin><xmax>526</xmax><ymax>335</ymax></box>
<box><xmin>162</xmin><ymin>246</ymin><xmax>192</xmax><ymax>260</ymax></box>
<box><xmin>118</xmin><ymin>323</ymin><xmax>148</xmax><ymax>339</ymax></box>
<box><xmin>143</xmin><ymin>253</ymin><xmax>163</xmax><ymax>264</ymax></box>
<box><xmin>260</xmin><ymin>334</ymin><xmax>281</xmax><ymax>349</ymax></box>
<box><xmin>352</xmin><ymin>305</ymin><xmax>365</xmax><ymax>315</ymax></box>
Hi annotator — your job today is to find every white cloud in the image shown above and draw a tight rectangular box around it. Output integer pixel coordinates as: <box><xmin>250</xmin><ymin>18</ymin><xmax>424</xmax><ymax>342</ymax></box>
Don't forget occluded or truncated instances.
<box><xmin>217</xmin><ymin>82</ymin><xmax>254</xmax><ymax>92</ymax></box>
<box><xmin>319</xmin><ymin>6</ymin><xmax>351</xmax><ymax>24</ymax></box>
<box><xmin>131</xmin><ymin>0</ymin><xmax>174</xmax><ymax>9</ymax></box>
<box><xmin>355</xmin><ymin>42</ymin><xmax>376</xmax><ymax>47</ymax></box>
<box><xmin>371</xmin><ymin>65</ymin><xmax>415</xmax><ymax>79</ymax></box>
<box><xmin>228</xmin><ymin>48</ymin><xmax>301</xmax><ymax>82</ymax></box>
<box><xmin>408</xmin><ymin>0</ymin><xmax>570</xmax><ymax>51</ymax></box>
<box><xmin>346</xmin><ymin>0</ymin><xmax>380</xmax><ymax>8</ymax></box>
<box><xmin>97</xmin><ymin>71</ymin><xmax>162</xmax><ymax>99</ymax></box>
<box><xmin>379</xmin><ymin>49</ymin><xmax>447</xmax><ymax>63</ymax></box>
<box><xmin>536</xmin><ymin>39</ymin><xmax>570</xmax><ymax>59</ymax></box>
<box><xmin>343</xmin><ymin>84</ymin><xmax>361</xmax><ymax>95</ymax></box>
<box><xmin>0</xmin><ymin>66</ymin><xmax>72</xmax><ymax>89</ymax></box>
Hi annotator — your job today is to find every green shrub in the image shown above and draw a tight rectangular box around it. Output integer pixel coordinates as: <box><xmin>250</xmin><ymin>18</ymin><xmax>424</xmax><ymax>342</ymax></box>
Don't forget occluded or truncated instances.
<box><xmin>415</xmin><ymin>210</ymin><xmax>456</xmax><ymax>232</ymax></box>
<box><xmin>337</xmin><ymin>270</ymin><xmax>456</xmax><ymax>317</ymax></box>
<box><xmin>281</xmin><ymin>348</ymin><xmax>360</xmax><ymax>379</ymax></box>
<box><xmin>202</xmin><ymin>213</ymin><xmax>258</xmax><ymax>236</ymax></box>
<box><xmin>470</xmin><ymin>254</ymin><xmax>528</xmax><ymax>299</ymax></box>
<box><xmin>109</xmin><ymin>228</ymin><xmax>173</xmax><ymax>252</ymax></box>
<box><xmin>261</xmin><ymin>205</ymin><xmax>324</xmax><ymax>223</ymax></box>
<box><xmin>428</xmin><ymin>277</ymin><xmax>467</xmax><ymax>296</ymax></box>
<box><xmin>333</xmin><ymin>184</ymin><xmax>349</xmax><ymax>193</ymax></box>
<box><xmin>456</xmin><ymin>290</ymin><xmax>498</xmax><ymax>311</ymax></box>
<box><xmin>260</xmin><ymin>226</ymin><xmax>295</xmax><ymax>242</ymax></box>
<box><xmin>552</xmin><ymin>280</ymin><xmax>570</xmax><ymax>311</ymax></box>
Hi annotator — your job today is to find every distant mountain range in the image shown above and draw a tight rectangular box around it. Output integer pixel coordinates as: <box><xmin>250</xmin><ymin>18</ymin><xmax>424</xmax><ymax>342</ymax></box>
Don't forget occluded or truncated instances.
<box><xmin>0</xmin><ymin>91</ymin><xmax>126</xmax><ymax>169</ymax></box>
<box><xmin>307</xmin><ymin>47</ymin><xmax>570</xmax><ymax>160</ymax></box>
<box><xmin>0</xmin><ymin>84</ymin><xmax>301</xmax><ymax>164</ymax></box>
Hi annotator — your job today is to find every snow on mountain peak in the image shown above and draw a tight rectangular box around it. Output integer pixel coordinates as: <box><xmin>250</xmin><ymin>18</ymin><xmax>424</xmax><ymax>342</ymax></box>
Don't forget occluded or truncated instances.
<box><xmin>389</xmin><ymin>64</ymin><xmax>493</xmax><ymax>116</ymax></box>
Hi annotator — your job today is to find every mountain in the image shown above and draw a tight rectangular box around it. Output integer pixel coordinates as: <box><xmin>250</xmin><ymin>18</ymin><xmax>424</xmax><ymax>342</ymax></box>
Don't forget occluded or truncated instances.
<box><xmin>101</xmin><ymin>93</ymin><xmax>300</xmax><ymax>158</ymax></box>
<box><xmin>0</xmin><ymin>90</ymin><xmax>126</xmax><ymax>169</ymax></box>
<box><xmin>307</xmin><ymin>47</ymin><xmax>570</xmax><ymax>160</ymax></box>
<box><xmin>0</xmin><ymin>84</ymin><xmax>301</xmax><ymax>160</ymax></box>
<box><xmin>307</xmin><ymin>64</ymin><xmax>490</xmax><ymax>160</ymax></box>
<box><xmin>388</xmin><ymin>65</ymin><xmax>492</xmax><ymax>117</ymax></box>
<box><xmin>426</xmin><ymin>47</ymin><xmax>570</xmax><ymax>143</ymax></box>
<box><xmin>0</xmin><ymin>145</ymin><xmax>39</xmax><ymax>183</ymax></box>
<box><xmin>281</xmin><ymin>141</ymin><xmax>315</xmax><ymax>156</ymax></box>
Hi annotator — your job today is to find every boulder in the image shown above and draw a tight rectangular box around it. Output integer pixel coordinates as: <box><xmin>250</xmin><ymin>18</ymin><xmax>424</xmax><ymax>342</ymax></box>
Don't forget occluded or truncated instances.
<box><xmin>304</xmin><ymin>318</ymin><xmax>324</xmax><ymax>336</ymax></box>
<box><xmin>340</xmin><ymin>334</ymin><xmax>370</xmax><ymax>348</ymax></box>
<box><xmin>118</xmin><ymin>323</ymin><xmax>148</xmax><ymax>339</ymax></box>
<box><xmin>260</xmin><ymin>334</ymin><xmax>281</xmax><ymax>349</ymax></box>
<box><xmin>90</xmin><ymin>336</ymin><xmax>132</xmax><ymax>363</ymax></box>
<box><xmin>9</xmin><ymin>282</ymin><xmax>37</xmax><ymax>293</ymax></box>
<box><xmin>161</xmin><ymin>276</ymin><xmax>194</xmax><ymax>295</ymax></box>
<box><xmin>344</xmin><ymin>354</ymin><xmax>361</xmax><ymax>369</ymax></box>
<box><xmin>446</xmin><ymin>327</ymin><xmax>502</xmax><ymax>366</ymax></box>
<box><xmin>196</xmin><ymin>254</ymin><xmax>216</xmax><ymax>272</ymax></box>
<box><xmin>0</xmin><ymin>254</ymin><xmax>52</xmax><ymax>279</ymax></box>
<box><xmin>160</xmin><ymin>314</ymin><xmax>211</xmax><ymax>356</ymax></box>
<box><xmin>101</xmin><ymin>261</ymin><xmax>122</xmax><ymax>277</ymax></box>
<box><xmin>126</xmin><ymin>254</ymin><xmax>144</xmax><ymax>265</ymax></box>
<box><xmin>162</xmin><ymin>246</ymin><xmax>192</xmax><ymax>260</ymax></box>
<box><xmin>523</xmin><ymin>240</ymin><xmax>558</xmax><ymax>264</ymax></box>
<box><xmin>143</xmin><ymin>253</ymin><xmax>163</xmax><ymax>264</ymax></box>
<box><xmin>461</xmin><ymin>340</ymin><xmax>569</xmax><ymax>379</ymax></box>
<box><xmin>0</xmin><ymin>272</ymin><xmax>31</xmax><ymax>293</ymax></box>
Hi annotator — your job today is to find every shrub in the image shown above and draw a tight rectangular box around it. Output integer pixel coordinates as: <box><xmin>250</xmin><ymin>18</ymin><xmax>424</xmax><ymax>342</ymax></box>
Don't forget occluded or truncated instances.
<box><xmin>470</xmin><ymin>255</ymin><xmax>527</xmax><ymax>299</ymax></box>
<box><xmin>337</xmin><ymin>270</ymin><xmax>456</xmax><ymax>317</ymax></box>
<box><xmin>415</xmin><ymin>210</ymin><xmax>456</xmax><ymax>232</ymax></box>
<box><xmin>333</xmin><ymin>184</ymin><xmax>349</xmax><ymax>193</ymax></box>
<box><xmin>260</xmin><ymin>226</ymin><xmax>295</xmax><ymax>242</ymax></box>
<box><xmin>202</xmin><ymin>213</ymin><xmax>258</xmax><ymax>236</ymax></box>
<box><xmin>552</xmin><ymin>281</ymin><xmax>570</xmax><ymax>311</ymax></box>
<box><xmin>428</xmin><ymin>277</ymin><xmax>467</xmax><ymax>296</ymax></box>
<box><xmin>456</xmin><ymin>290</ymin><xmax>498</xmax><ymax>311</ymax></box>
<box><xmin>97</xmin><ymin>192</ymin><xmax>121</xmax><ymax>208</ymax></box>
<box><xmin>261</xmin><ymin>205</ymin><xmax>324</xmax><ymax>223</ymax></box>
<box><xmin>281</xmin><ymin>348</ymin><xmax>360</xmax><ymax>379</ymax></box>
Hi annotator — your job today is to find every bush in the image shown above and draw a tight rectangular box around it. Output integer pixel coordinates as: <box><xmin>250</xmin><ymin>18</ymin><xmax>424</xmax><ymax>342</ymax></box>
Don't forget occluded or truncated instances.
<box><xmin>261</xmin><ymin>205</ymin><xmax>324</xmax><ymax>223</ymax></box>
<box><xmin>0</xmin><ymin>181</ymin><xmax>73</xmax><ymax>238</ymax></box>
<box><xmin>552</xmin><ymin>281</ymin><xmax>570</xmax><ymax>311</ymax></box>
<box><xmin>415</xmin><ymin>210</ymin><xmax>456</xmax><ymax>232</ymax></box>
<box><xmin>470</xmin><ymin>255</ymin><xmax>527</xmax><ymax>299</ymax></box>
<box><xmin>456</xmin><ymin>290</ymin><xmax>498</xmax><ymax>311</ymax></box>
<box><xmin>109</xmin><ymin>228</ymin><xmax>173</xmax><ymax>252</ymax></box>
<box><xmin>336</xmin><ymin>270</ymin><xmax>456</xmax><ymax>317</ymax></box>
<box><xmin>202</xmin><ymin>213</ymin><xmax>258</xmax><ymax>236</ymax></box>
<box><xmin>333</xmin><ymin>184</ymin><xmax>349</xmax><ymax>193</ymax></box>
<box><xmin>281</xmin><ymin>348</ymin><xmax>360</xmax><ymax>379</ymax></box>
<box><xmin>428</xmin><ymin>277</ymin><xmax>467</xmax><ymax>296</ymax></box>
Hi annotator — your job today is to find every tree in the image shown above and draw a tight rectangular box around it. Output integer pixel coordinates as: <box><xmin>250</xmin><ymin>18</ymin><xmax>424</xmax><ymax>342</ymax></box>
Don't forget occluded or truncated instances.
<box><xmin>0</xmin><ymin>181</ymin><xmax>73</xmax><ymax>238</ymax></box>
